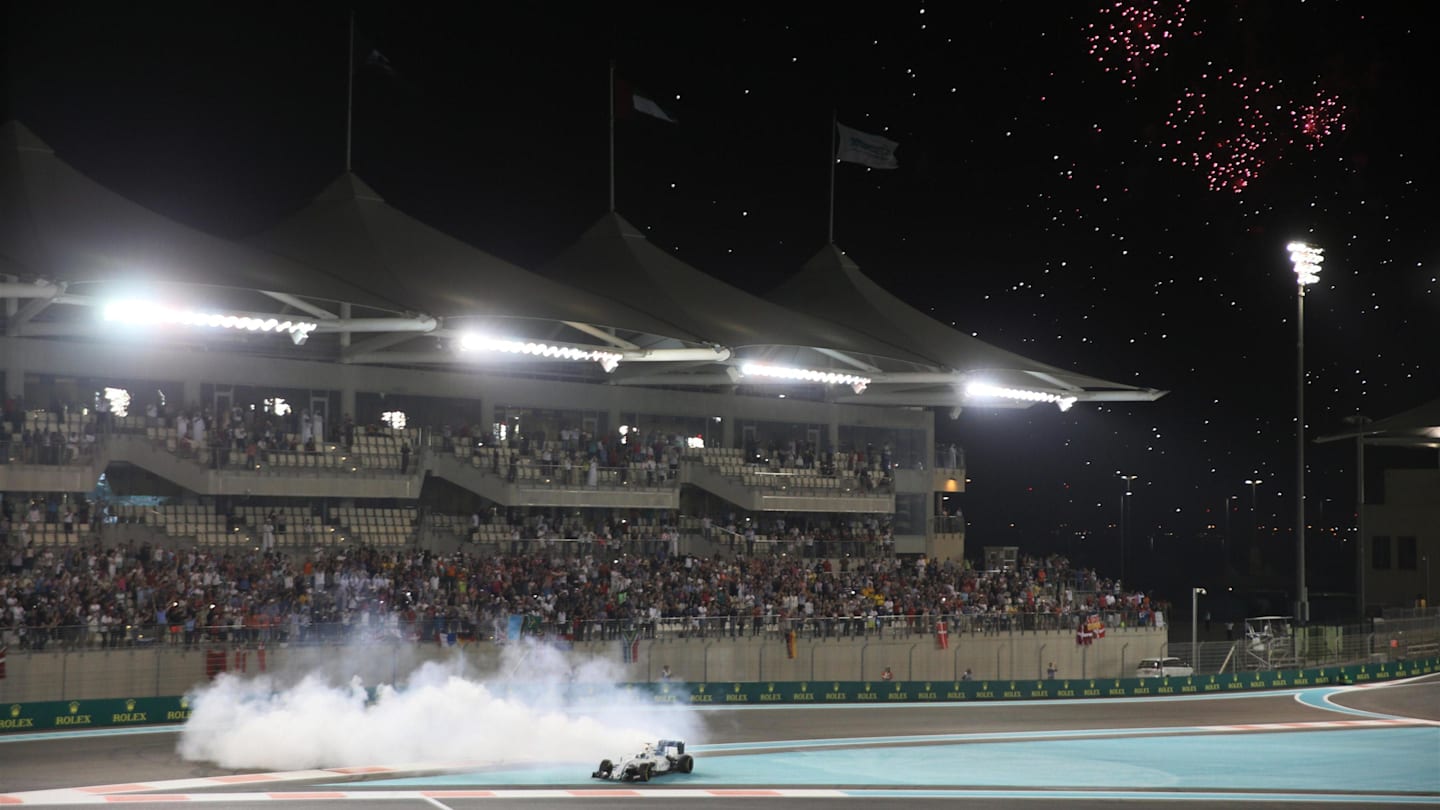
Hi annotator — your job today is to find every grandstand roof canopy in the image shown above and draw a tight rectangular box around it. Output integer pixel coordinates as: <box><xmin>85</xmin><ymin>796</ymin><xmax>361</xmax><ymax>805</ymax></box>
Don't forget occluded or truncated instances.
<box><xmin>250</xmin><ymin>173</ymin><xmax>703</xmax><ymax>343</ymax></box>
<box><xmin>544</xmin><ymin>213</ymin><xmax>935</xmax><ymax>364</ymax></box>
<box><xmin>768</xmin><ymin>244</ymin><xmax>1166</xmax><ymax>406</ymax></box>
<box><xmin>0</xmin><ymin>118</ymin><xmax>1165</xmax><ymax>409</ymax></box>
<box><xmin>0</xmin><ymin>121</ymin><xmax>396</xmax><ymax>300</ymax></box>
<box><xmin>1316</xmin><ymin>397</ymin><xmax>1440</xmax><ymax>449</ymax></box>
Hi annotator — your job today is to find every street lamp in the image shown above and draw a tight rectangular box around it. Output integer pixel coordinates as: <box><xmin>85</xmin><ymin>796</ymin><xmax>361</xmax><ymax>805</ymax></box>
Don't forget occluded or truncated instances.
<box><xmin>1192</xmin><ymin>587</ymin><xmax>1208</xmax><ymax>670</ymax></box>
<box><xmin>1342</xmin><ymin>413</ymin><xmax>1372</xmax><ymax>620</ymax></box>
<box><xmin>1223</xmin><ymin>494</ymin><xmax>1236</xmax><ymax>555</ymax></box>
<box><xmin>1288</xmin><ymin>240</ymin><xmax>1323</xmax><ymax>625</ymax></box>
<box><xmin>1424</xmin><ymin>555</ymin><xmax>1432</xmax><ymax>609</ymax></box>
<box><xmin>1245</xmin><ymin>478</ymin><xmax>1263</xmax><ymax>549</ymax></box>
<box><xmin>1117</xmin><ymin>471</ymin><xmax>1140</xmax><ymax>584</ymax></box>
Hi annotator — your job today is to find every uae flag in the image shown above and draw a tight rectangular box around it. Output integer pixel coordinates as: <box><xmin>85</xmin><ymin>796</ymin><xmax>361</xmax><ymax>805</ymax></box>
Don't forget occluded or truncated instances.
<box><xmin>616</xmin><ymin>78</ymin><xmax>678</xmax><ymax>123</ymax></box>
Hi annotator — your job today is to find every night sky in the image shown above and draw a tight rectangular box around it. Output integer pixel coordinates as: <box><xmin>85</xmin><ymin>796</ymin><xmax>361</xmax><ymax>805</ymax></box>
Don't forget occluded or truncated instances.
<box><xmin>6</xmin><ymin>2</ymin><xmax>1436</xmax><ymax>610</ymax></box>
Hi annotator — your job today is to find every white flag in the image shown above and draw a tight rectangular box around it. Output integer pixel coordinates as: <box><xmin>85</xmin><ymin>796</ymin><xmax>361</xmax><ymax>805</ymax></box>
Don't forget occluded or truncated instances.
<box><xmin>633</xmin><ymin>92</ymin><xmax>677</xmax><ymax>124</ymax></box>
<box><xmin>836</xmin><ymin>123</ymin><xmax>899</xmax><ymax>169</ymax></box>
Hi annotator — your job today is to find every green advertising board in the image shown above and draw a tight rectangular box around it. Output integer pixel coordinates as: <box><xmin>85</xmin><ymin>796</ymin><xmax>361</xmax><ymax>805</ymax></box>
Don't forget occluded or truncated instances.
<box><xmin>2</xmin><ymin>656</ymin><xmax>1435</xmax><ymax>733</ymax></box>
<box><xmin>1</xmin><ymin>695</ymin><xmax>193</xmax><ymax>732</ymax></box>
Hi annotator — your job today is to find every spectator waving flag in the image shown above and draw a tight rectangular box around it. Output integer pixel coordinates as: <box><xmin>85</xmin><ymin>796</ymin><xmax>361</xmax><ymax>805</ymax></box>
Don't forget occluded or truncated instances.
<box><xmin>836</xmin><ymin>122</ymin><xmax>899</xmax><ymax>169</ymax></box>
<box><xmin>621</xmin><ymin>628</ymin><xmax>641</xmax><ymax>663</ymax></box>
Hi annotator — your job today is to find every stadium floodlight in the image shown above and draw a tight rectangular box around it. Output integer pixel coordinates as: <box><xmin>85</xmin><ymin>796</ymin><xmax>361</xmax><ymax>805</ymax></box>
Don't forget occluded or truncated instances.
<box><xmin>738</xmin><ymin>362</ymin><xmax>871</xmax><ymax>392</ymax></box>
<box><xmin>1286</xmin><ymin>239</ymin><xmax>1323</xmax><ymax>625</ymax></box>
<box><xmin>102</xmin><ymin>300</ymin><xmax>318</xmax><ymax>345</ymax></box>
<box><xmin>457</xmin><ymin>333</ymin><xmax>622</xmax><ymax>372</ymax></box>
<box><xmin>965</xmin><ymin>381</ymin><xmax>1078</xmax><ymax>412</ymax></box>
<box><xmin>1287</xmin><ymin>241</ymin><xmax>1324</xmax><ymax>286</ymax></box>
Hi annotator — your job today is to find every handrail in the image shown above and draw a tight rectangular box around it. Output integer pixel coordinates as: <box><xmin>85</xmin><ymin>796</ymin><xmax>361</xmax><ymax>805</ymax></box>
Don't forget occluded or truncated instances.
<box><xmin>1</xmin><ymin>610</ymin><xmax>1170</xmax><ymax>652</ymax></box>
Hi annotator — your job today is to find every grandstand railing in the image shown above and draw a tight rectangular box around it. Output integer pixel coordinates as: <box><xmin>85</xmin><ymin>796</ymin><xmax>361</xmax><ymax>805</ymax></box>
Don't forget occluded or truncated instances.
<box><xmin>1</xmin><ymin>609</ymin><xmax>1164</xmax><ymax>654</ymax></box>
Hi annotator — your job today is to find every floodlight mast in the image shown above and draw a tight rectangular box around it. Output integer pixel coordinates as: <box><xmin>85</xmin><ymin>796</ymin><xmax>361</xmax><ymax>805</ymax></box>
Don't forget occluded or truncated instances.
<box><xmin>1287</xmin><ymin>241</ymin><xmax>1323</xmax><ymax>625</ymax></box>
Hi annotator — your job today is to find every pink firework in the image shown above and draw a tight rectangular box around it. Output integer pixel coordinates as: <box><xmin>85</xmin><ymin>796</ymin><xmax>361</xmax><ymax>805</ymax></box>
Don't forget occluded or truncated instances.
<box><xmin>1292</xmin><ymin>91</ymin><xmax>1346</xmax><ymax>151</ymax></box>
<box><xmin>1085</xmin><ymin>0</ymin><xmax>1190</xmax><ymax>85</ymax></box>
<box><xmin>1202</xmin><ymin>133</ymin><xmax>1266</xmax><ymax>194</ymax></box>
<box><xmin>1162</xmin><ymin>69</ymin><xmax>1284</xmax><ymax>193</ymax></box>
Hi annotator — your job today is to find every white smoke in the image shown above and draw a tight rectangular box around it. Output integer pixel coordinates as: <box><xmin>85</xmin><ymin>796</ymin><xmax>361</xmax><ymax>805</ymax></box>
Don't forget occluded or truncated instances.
<box><xmin>177</xmin><ymin>641</ymin><xmax>704</xmax><ymax>771</ymax></box>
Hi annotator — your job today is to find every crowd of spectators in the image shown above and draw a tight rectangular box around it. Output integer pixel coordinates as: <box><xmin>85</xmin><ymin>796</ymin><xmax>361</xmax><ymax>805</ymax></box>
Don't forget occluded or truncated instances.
<box><xmin>2</xmin><ymin>534</ymin><xmax>1165</xmax><ymax>651</ymax></box>
<box><xmin>698</xmin><ymin>513</ymin><xmax>895</xmax><ymax>558</ymax></box>
<box><xmin>0</xmin><ymin>496</ymin><xmax>95</xmax><ymax>546</ymax></box>
<box><xmin>739</xmin><ymin>438</ymin><xmax>896</xmax><ymax>492</ymax></box>
<box><xmin>1</xmin><ymin>398</ymin><xmax>100</xmax><ymax>465</ymax></box>
<box><xmin>3</xmin><ymin>397</ymin><xmax>914</xmax><ymax>503</ymax></box>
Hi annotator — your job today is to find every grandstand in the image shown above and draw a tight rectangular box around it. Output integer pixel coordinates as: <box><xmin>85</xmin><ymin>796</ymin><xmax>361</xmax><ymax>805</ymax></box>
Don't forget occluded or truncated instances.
<box><xmin>0</xmin><ymin>119</ymin><xmax>1164</xmax><ymax>566</ymax></box>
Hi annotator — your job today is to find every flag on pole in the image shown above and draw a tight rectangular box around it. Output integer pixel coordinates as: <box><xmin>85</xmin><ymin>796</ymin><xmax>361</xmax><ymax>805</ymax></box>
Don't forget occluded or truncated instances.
<box><xmin>365</xmin><ymin>48</ymin><xmax>398</xmax><ymax>78</ymax></box>
<box><xmin>836</xmin><ymin>122</ymin><xmax>899</xmax><ymax>169</ymax></box>
<box><xmin>615</xmin><ymin>78</ymin><xmax>678</xmax><ymax>123</ymax></box>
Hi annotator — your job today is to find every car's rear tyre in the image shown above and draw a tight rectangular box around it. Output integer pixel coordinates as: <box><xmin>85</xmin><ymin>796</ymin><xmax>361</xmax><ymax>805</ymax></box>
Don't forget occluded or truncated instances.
<box><xmin>677</xmin><ymin>755</ymin><xmax>694</xmax><ymax>774</ymax></box>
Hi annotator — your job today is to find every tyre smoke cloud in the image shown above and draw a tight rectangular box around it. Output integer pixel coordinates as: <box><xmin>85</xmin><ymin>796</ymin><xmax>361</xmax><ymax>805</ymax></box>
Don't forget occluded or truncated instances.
<box><xmin>177</xmin><ymin>641</ymin><xmax>703</xmax><ymax>771</ymax></box>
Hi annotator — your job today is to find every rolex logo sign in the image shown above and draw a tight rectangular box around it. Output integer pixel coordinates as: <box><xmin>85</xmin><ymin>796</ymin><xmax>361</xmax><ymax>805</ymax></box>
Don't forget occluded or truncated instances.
<box><xmin>2</xmin><ymin>704</ymin><xmax>33</xmax><ymax>729</ymax></box>
<box><xmin>56</xmin><ymin>701</ymin><xmax>92</xmax><ymax>726</ymax></box>
<box><xmin>125</xmin><ymin>699</ymin><xmax>137</xmax><ymax>712</ymax></box>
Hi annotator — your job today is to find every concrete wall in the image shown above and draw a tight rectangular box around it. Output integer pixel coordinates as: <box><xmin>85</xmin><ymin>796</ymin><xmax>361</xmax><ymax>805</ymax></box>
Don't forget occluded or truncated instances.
<box><xmin>0</xmin><ymin>628</ymin><xmax>1168</xmax><ymax>703</ymax></box>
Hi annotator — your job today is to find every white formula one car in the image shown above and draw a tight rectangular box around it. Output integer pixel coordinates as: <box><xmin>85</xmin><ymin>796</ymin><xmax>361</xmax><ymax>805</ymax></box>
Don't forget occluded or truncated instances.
<box><xmin>591</xmin><ymin>740</ymin><xmax>694</xmax><ymax>782</ymax></box>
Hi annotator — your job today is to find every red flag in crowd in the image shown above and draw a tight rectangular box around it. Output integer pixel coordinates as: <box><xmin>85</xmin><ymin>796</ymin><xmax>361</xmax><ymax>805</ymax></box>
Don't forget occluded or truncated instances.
<box><xmin>936</xmin><ymin>620</ymin><xmax>949</xmax><ymax>650</ymax></box>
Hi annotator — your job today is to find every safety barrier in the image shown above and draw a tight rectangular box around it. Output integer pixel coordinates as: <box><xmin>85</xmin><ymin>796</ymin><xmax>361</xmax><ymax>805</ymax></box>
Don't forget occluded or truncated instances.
<box><xmin>3</xmin><ymin>657</ymin><xmax>1434</xmax><ymax>733</ymax></box>
<box><xmin>0</xmin><ymin>696</ymin><xmax>191</xmax><ymax>731</ymax></box>
<box><xmin>527</xmin><ymin>655</ymin><xmax>1440</xmax><ymax>705</ymax></box>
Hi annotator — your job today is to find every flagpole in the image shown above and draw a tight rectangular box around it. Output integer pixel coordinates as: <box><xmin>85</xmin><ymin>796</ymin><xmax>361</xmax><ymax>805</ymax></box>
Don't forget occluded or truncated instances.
<box><xmin>345</xmin><ymin>10</ymin><xmax>355</xmax><ymax>173</ymax></box>
<box><xmin>827</xmin><ymin>109</ymin><xmax>837</xmax><ymax>244</ymax></box>
<box><xmin>608</xmin><ymin>60</ymin><xmax>617</xmax><ymax>212</ymax></box>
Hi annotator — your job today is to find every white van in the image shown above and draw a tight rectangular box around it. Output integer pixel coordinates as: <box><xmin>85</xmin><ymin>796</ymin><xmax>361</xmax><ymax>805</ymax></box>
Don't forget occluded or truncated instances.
<box><xmin>1135</xmin><ymin>657</ymin><xmax>1193</xmax><ymax>678</ymax></box>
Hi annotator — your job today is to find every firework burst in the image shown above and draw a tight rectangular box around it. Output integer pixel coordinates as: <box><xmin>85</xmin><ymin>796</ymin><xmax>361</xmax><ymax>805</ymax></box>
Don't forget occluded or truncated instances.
<box><xmin>1162</xmin><ymin>69</ymin><xmax>1285</xmax><ymax>193</ymax></box>
<box><xmin>1085</xmin><ymin>0</ymin><xmax>1190</xmax><ymax>85</ymax></box>
<box><xmin>1292</xmin><ymin>90</ymin><xmax>1346</xmax><ymax>151</ymax></box>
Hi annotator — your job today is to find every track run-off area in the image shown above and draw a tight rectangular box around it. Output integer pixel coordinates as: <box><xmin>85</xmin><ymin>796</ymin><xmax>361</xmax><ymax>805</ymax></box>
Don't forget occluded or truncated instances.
<box><xmin>1</xmin><ymin>674</ymin><xmax>1437</xmax><ymax>809</ymax></box>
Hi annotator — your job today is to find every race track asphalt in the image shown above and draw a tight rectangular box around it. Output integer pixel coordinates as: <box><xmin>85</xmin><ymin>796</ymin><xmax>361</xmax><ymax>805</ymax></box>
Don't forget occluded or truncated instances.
<box><xmin>2</xmin><ymin>675</ymin><xmax>1436</xmax><ymax>809</ymax></box>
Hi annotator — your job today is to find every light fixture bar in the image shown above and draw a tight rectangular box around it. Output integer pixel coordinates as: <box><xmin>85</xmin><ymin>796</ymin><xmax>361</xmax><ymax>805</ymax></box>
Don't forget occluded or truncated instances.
<box><xmin>739</xmin><ymin>362</ymin><xmax>871</xmax><ymax>392</ymax></box>
<box><xmin>1287</xmin><ymin>241</ymin><xmax>1324</xmax><ymax>286</ymax></box>
<box><xmin>458</xmin><ymin>334</ymin><xmax>622</xmax><ymax>372</ymax></box>
<box><xmin>965</xmin><ymin>381</ymin><xmax>1077</xmax><ymax>411</ymax></box>
<box><xmin>102</xmin><ymin>300</ymin><xmax>318</xmax><ymax>344</ymax></box>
